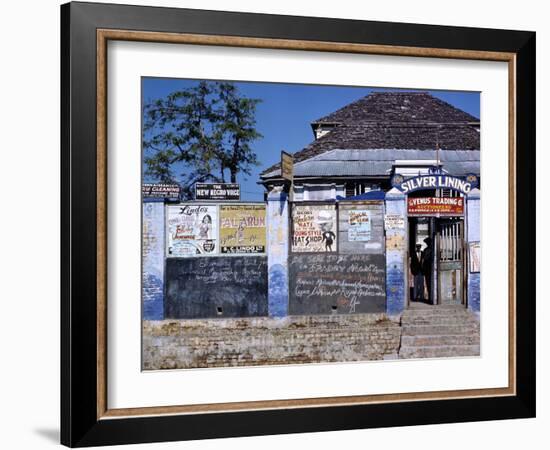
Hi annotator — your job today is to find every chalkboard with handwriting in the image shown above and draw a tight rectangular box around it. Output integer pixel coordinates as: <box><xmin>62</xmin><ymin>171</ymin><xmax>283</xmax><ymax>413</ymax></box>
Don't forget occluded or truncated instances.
<box><xmin>165</xmin><ymin>256</ymin><xmax>268</xmax><ymax>318</ymax></box>
<box><xmin>289</xmin><ymin>253</ymin><xmax>386</xmax><ymax>315</ymax></box>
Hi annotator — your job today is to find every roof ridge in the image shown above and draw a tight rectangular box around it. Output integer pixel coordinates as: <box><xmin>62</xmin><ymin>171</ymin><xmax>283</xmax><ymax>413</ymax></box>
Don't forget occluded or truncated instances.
<box><xmin>327</xmin><ymin>122</ymin><xmax>479</xmax><ymax>126</ymax></box>
<box><xmin>369</xmin><ymin>91</ymin><xmax>431</xmax><ymax>95</ymax></box>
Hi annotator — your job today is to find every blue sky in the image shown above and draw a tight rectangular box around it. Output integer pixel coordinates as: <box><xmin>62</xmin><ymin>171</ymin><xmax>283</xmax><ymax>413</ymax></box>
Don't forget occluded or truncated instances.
<box><xmin>142</xmin><ymin>78</ymin><xmax>480</xmax><ymax>201</ymax></box>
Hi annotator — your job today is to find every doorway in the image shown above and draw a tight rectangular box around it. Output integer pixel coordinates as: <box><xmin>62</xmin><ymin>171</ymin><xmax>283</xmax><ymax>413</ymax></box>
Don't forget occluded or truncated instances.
<box><xmin>437</xmin><ymin>218</ymin><xmax>464</xmax><ymax>305</ymax></box>
<box><xmin>408</xmin><ymin>217</ymin><xmax>432</xmax><ymax>304</ymax></box>
<box><xmin>408</xmin><ymin>217</ymin><xmax>465</xmax><ymax>306</ymax></box>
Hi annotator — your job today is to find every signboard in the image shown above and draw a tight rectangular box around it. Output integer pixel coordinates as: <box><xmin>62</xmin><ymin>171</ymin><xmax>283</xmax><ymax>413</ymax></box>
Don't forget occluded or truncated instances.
<box><xmin>392</xmin><ymin>174</ymin><xmax>477</xmax><ymax>195</ymax></box>
<box><xmin>195</xmin><ymin>183</ymin><xmax>240</xmax><ymax>201</ymax></box>
<box><xmin>165</xmin><ymin>256</ymin><xmax>268</xmax><ymax>318</ymax></box>
<box><xmin>166</xmin><ymin>204</ymin><xmax>218</xmax><ymax>257</ymax></box>
<box><xmin>384</xmin><ymin>214</ymin><xmax>405</xmax><ymax>229</ymax></box>
<box><xmin>291</xmin><ymin>204</ymin><xmax>337</xmax><ymax>253</ymax></box>
<box><xmin>281</xmin><ymin>151</ymin><xmax>294</xmax><ymax>182</ymax></box>
<box><xmin>408</xmin><ymin>197</ymin><xmax>464</xmax><ymax>216</ymax></box>
<box><xmin>469</xmin><ymin>242</ymin><xmax>481</xmax><ymax>273</ymax></box>
<box><xmin>219</xmin><ymin>204</ymin><xmax>267</xmax><ymax>254</ymax></box>
<box><xmin>348</xmin><ymin>210</ymin><xmax>371</xmax><ymax>241</ymax></box>
<box><xmin>142</xmin><ymin>183</ymin><xmax>180</xmax><ymax>200</ymax></box>
<box><xmin>289</xmin><ymin>254</ymin><xmax>386</xmax><ymax>314</ymax></box>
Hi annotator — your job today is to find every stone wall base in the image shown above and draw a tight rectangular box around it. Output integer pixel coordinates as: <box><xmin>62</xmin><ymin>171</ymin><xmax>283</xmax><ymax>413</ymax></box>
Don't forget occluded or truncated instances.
<box><xmin>143</xmin><ymin>314</ymin><xmax>401</xmax><ymax>370</ymax></box>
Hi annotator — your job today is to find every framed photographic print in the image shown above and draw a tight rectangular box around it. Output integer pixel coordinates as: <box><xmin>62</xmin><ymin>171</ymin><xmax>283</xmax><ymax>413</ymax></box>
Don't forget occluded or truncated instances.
<box><xmin>61</xmin><ymin>1</ymin><xmax>536</xmax><ymax>447</ymax></box>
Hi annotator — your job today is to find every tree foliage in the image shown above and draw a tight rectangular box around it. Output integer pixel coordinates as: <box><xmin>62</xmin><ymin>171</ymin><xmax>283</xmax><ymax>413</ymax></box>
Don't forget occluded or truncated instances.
<box><xmin>143</xmin><ymin>81</ymin><xmax>262</xmax><ymax>198</ymax></box>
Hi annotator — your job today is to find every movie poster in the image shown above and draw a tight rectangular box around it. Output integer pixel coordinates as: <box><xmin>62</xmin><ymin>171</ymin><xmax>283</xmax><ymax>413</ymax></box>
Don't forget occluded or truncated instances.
<box><xmin>291</xmin><ymin>204</ymin><xmax>337</xmax><ymax>253</ymax></box>
<box><xmin>219</xmin><ymin>204</ymin><xmax>266</xmax><ymax>254</ymax></box>
<box><xmin>166</xmin><ymin>204</ymin><xmax>218</xmax><ymax>257</ymax></box>
<box><xmin>348</xmin><ymin>209</ymin><xmax>371</xmax><ymax>241</ymax></box>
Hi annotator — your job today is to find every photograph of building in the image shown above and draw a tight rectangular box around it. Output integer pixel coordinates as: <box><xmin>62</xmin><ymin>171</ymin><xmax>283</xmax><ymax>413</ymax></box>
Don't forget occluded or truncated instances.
<box><xmin>141</xmin><ymin>81</ymin><xmax>481</xmax><ymax>369</ymax></box>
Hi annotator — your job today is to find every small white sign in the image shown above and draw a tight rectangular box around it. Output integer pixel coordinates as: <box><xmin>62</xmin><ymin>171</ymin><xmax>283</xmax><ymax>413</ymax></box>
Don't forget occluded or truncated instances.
<box><xmin>469</xmin><ymin>241</ymin><xmax>481</xmax><ymax>273</ymax></box>
<box><xmin>384</xmin><ymin>214</ymin><xmax>405</xmax><ymax>230</ymax></box>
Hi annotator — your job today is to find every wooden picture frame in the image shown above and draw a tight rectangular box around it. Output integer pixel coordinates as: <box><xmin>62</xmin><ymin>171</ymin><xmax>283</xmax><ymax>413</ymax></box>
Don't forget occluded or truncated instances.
<box><xmin>61</xmin><ymin>1</ymin><xmax>535</xmax><ymax>447</ymax></box>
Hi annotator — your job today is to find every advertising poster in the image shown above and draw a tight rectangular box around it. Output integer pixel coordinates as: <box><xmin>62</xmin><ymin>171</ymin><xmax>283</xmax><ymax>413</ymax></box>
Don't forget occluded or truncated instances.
<box><xmin>142</xmin><ymin>183</ymin><xmax>180</xmax><ymax>201</ymax></box>
<box><xmin>219</xmin><ymin>204</ymin><xmax>266</xmax><ymax>254</ymax></box>
<box><xmin>348</xmin><ymin>210</ymin><xmax>371</xmax><ymax>241</ymax></box>
<box><xmin>166</xmin><ymin>204</ymin><xmax>218</xmax><ymax>257</ymax></box>
<box><xmin>408</xmin><ymin>197</ymin><xmax>464</xmax><ymax>216</ymax></box>
<box><xmin>291</xmin><ymin>204</ymin><xmax>337</xmax><ymax>253</ymax></box>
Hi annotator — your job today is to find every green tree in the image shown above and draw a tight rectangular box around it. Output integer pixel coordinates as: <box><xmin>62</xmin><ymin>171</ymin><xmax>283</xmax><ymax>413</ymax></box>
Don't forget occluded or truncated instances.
<box><xmin>143</xmin><ymin>81</ymin><xmax>262</xmax><ymax>198</ymax></box>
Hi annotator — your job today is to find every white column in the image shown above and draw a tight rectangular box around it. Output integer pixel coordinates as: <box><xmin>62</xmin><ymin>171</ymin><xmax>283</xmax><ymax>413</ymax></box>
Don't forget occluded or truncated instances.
<box><xmin>385</xmin><ymin>188</ymin><xmax>407</xmax><ymax>316</ymax></box>
<box><xmin>266</xmin><ymin>186</ymin><xmax>290</xmax><ymax>317</ymax></box>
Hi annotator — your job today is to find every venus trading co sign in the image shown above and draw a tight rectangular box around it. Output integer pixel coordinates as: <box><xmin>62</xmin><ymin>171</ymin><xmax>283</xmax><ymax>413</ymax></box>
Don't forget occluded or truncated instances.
<box><xmin>408</xmin><ymin>197</ymin><xmax>464</xmax><ymax>217</ymax></box>
<box><xmin>195</xmin><ymin>183</ymin><xmax>240</xmax><ymax>201</ymax></box>
<box><xmin>392</xmin><ymin>174</ymin><xmax>478</xmax><ymax>195</ymax></box>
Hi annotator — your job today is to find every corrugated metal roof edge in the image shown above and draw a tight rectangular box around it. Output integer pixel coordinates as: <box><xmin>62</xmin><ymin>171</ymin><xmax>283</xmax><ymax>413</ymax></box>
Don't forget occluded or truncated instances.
<box><xmin>261</xmin><ymin>148</ymin><xmax>480</xmax><ymax>178</ymax></box>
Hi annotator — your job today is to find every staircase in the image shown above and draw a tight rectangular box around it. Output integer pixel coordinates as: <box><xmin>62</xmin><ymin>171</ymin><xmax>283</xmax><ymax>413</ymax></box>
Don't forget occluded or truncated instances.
<box><xmin>398</xmin><ymin>303</ymin><xmax>480</xmax><ymax>359</ymax></box>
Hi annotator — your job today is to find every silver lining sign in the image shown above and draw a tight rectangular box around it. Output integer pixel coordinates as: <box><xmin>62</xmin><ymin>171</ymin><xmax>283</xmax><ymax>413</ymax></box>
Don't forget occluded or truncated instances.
<box><xmin>392</xmin><ymin>174</ymin><xmax>477</xmax><ymax>195</ymax></box>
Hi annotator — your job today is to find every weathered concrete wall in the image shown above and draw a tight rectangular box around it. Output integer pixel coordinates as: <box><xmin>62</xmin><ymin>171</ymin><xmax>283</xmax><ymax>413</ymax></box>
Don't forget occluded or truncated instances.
<box><xmin>467</xmin><ymin>189</ymin><xmax>481</xmax><ymax>313</ymax></box>
<box><xmin>142</xmin><ymin>202</ymin><xmax>165</xmax><ymax>320</ymax></box>
<box><xmin>266</xmin><ymin>188</ymin><xmax>289</xmax><ymax>317</ymax></box>
<box><xmin>292</xmin><ymin>183</ymin><xmax>345</xmax><ymax>201</ymax></box>
<box><xmin>385</xmin><ymin>189</ymin><xmax>407</xmax><ymax>316</ymax></box>
<box><xmin>142</xmin><ymin>314</ymin><xmax>401</xmax><ymax>369</ymax></box>
<box><xmin>287</xmin><ymin>201</ymin><xmax>387</xmax><ymax>315</ymax></box>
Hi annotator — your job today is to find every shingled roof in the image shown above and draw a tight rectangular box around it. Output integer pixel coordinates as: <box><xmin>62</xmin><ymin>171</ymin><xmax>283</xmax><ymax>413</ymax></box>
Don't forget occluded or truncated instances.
<box><xmin>312</xmin><ymin>91</ymin><xmax>479</xmax><ymax>126</ymax></box>
<box><xmin>261</xmin><ymin>92</ymin><xmax>480</xmax><ymax>178</ymax></box>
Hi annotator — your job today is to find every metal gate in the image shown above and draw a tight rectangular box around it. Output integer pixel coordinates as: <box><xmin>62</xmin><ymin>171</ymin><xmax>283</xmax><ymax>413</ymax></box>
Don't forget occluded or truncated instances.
<box><xmin>437</xmin><ymin>219</ymin><xmax>464</xmax><ymax>304</ymax></box>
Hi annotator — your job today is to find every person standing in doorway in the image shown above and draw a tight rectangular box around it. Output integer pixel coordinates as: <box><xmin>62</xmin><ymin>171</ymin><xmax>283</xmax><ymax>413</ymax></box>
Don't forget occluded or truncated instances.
<box><xmin>411</xmin><ymin>243</ymin><xmax>424</xmax><ymax>301</ymax></box>
<box><xmin>421</xmin><ymin>237</ymin><xmax>433</xmax><ymax>303</ymax></box>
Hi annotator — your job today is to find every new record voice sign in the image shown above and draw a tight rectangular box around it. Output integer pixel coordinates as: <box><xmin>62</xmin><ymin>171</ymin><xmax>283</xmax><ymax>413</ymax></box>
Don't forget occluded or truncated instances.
<box><xmin>195</xmin><ymin>183</ymin><xmax>240</xmax><ymax>201</ymax></box>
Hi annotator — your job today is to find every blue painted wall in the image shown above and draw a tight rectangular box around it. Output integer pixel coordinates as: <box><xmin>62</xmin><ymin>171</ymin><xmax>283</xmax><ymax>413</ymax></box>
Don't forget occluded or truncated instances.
<box><xmin>142</xmin><ymin>202</ymin><xmax>165</xmax><ymax>320</ymax></box>
<box><xmin>385</xmin><ymin>189</ymin><xmax>407</xmax><ymax>316</ymax></box>
<box><xmin>141</xmin><ymin>189</ymin><xmax>478</xmax><ymax>319</ymax></box>
<box><xmin>468</xmin><ymin>273</ymin><xmax>481</xmax><ymax>312</ymax></box>
<box><xmin>467</xmin><ymin>189</ymin><xmax>481</xmax><ymax>313</ymax></box>
<box><xmin>266</xmin><ymin>189</ymin><xmax>289</xmax><ymax>317</ymax></box>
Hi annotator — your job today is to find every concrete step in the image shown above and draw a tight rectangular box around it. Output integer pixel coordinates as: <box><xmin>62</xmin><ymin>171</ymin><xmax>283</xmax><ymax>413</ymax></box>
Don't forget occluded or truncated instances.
<box><xmin>403</xmin><ymin>316</ymin><xmax>479</xmax><ymax>326</ymax></box>
<box><xmin>405</xmin><ymin>304</ymin><xmax>466</xmax><ymax>309</ymax></box>
<box><xmin>401</xmin><ymin>334</ymin><xmax>480</xmax><ymax>347</ymax></box>
<box><xmin>401</xmin><ymin>324</ymin><xmax>479</xmax><ymax>336</ymax></box>
<box><xmin>404</xmin><ymin>313</ymin><xmax>479</xmax><ymax>322</ymax></box>
<box><xmin>402</xmin><ymin>316</ymin><xmax>475</xmax><ymax>324</ymax></box>
<box><xmin>399</xmin><ymin>344</ymin><xmax>480</xmax><ymax>359</ymax></box>
<box><xmin>403</xmin><ymin>314</ymin><xmax>478</xmax><ymax>322</ymax></box>
<box><xmin>402</xmin><ymin>309</ymin><xmax>472</xmax><ymax>317</ymax></box>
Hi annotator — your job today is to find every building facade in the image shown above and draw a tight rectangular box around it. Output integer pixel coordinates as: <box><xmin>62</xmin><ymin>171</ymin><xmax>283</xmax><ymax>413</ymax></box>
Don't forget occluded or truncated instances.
<box><xmin>260</xmin><ymin>92</ymin><xmax>481</xmax><ymax>316</ymax></box>
<box><xmin>143</xmin><ymin>92</ymin><xmax>481</xmax><ymax>323</ymax></box>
